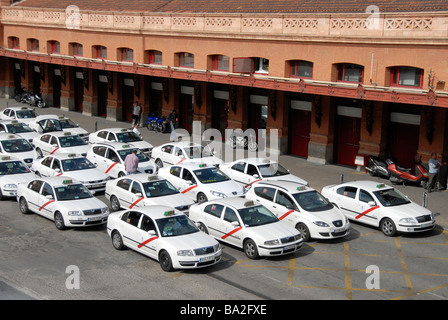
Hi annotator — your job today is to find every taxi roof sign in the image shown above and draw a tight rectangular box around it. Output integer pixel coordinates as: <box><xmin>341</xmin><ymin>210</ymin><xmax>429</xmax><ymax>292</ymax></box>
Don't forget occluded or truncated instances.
<box><xmin>148</xmin><ymin>175</ymin><xmax>158</xmax><ymax>181</ymax></box>
<box><xmin>297</xmin><ymin>185</ymin><xmax>307</xmax><ymax>191</ymax></box>
<box><xmin>164</xmin><ymin>210</ymin><xmax>175</xmax><ymax>216</ymax></box>
<box><xmin>198</xmin><ymin>163</ymin><xmax>207</xmax><ymax>168</ymax></box>
<box><xmin>63</xmin><ymin>179</ymin><xmax>73</xmax><ymax>184</ymax></box>
<box><xmin>377</xmin><ymin>183</ymin><xmax>386</xmax><ymax>188</ymax></box>
<box><xmin>244</xmin><ymin>200</ymin><xmax>254</xmax><ymax>207</ymax></box>
<box><xmin>122</xmin><ymin>144</ymin><xmax>131</xmax><ymax>148</ymax></box>
<box><xmin>1</xmin><ymin>156</ymin><xmax>11</xmax><ymax>160</ymax></box>
<box><xmin>63</xmin><ymin>132</ymin><xmax>72</xmax><ymax>135</ymax></box>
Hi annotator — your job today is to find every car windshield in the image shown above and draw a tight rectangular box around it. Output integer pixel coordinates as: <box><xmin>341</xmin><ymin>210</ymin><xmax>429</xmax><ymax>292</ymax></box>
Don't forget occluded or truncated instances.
<box><xmin>15</xmin><ymin>110</ymin><xmax>37</xmax><ymax>119</ymax></box>
<box><xmin>0</xmin><ymin>160</ymin><xmax>30</xmax><ymax>175</ymax></box>
<box><xmin>142</xmin><ymin>180</ymin><xmax>179</xmax><ymax>198</ymax></box>
<box><xmin>258</xmin><ymin>162</ymin><xmax>289</xmax><ymax>177</ymax></box>
<box><xmin>58</xmin><ymin>119</ymin><xmax>78</xmax><ymax>129</ymax></box>
<box><xmin>61</xmin><ymin>158</ymin><xmax>96</xmax><ymax>171</ymax></box>
<box><xmin>292</xmin><ymin>190</ymin><xmax>333</xmax><ymax>212</ymax></box>
<box><xmin>238</xmin><ymin>205</ymin><xmax>279</xmax><ymax>227</ymax></box>
<box><xmin>58</xmin><ymin>135</ymin><xmax>87</xmax><ymax>147</ymax></box>
<box><xmin>1</xmin><ymin>139</ymin><xmax>34</xmax><ymax>152</ymax></box>
<box><xmin>116</xmin><ymin>131</ymin><xmax>142</xmax><ymax>142</ymax></box>
<box><xmin>157</xmin><ymin>214</ymin><xmax>198</xmax><ymax>237</ymax></box>
<box><xmin>54</xmin><ymin>183</ymin><xmax>93</xmax><ymax>201</ymax></box>
<box><xmin>184</xmin><ymin>146</ymin><xmax>213</xmax><ymax>159</ymax></box>
<box><xmin>373</xmin><ymin>188</ymin><xmax>411</xmax><ymax>207</ymax></box>
<box><xmin>5</xmin><ymin>123</ymin><xmax>33</xmax><ymax>133</ymax></box>
<box><xmin>118</xmin><ymin>149</ymin><xmax>149</xmax><ymax>162</ymax></box>
<box><xmin>193</xmin><ymin>167</ymin><xmax>230</xmax><ymax>184</ymax></box>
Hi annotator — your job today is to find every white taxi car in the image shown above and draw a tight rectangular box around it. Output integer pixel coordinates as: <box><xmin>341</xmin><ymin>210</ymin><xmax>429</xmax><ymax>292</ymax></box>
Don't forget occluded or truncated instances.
<box><xmin>0</xmin><ymin>156</ymin><xmax>37</xmax><ymax>199</ymax></box>
<box><xmin>245</xmin><ymin>181</ymin><xmax>350</xmax><ymax>241</ymax></box>
<box><xmin>158</xmin><ymin>163</ymin><xmax>245</xmax><ymax>203</ymax></box>
<box><xmin>17</xmin><ymin>176</ymin><xmax>110</xmax><ymax>230</ymax></box>
<box><xmin>86</xmin><ymin>142</ymin><xmax>157</xmax><ymax>178</ymax></box>
<box><xmin>151</xmin><ymin>141</ymin><xmax>223</xmax><ymax>168</ymax></box>
<box><xmin>321</xmin><ymin>180</ymin><xmax>436</xmax><ymax>236</ymax></box>
<box><xmin>0</xmin><ymin>106</ymin><xmax>38</xmax><ymax>123</ymax></box>
<box><xmin>107</xmin><ymin>206</ymin><xmax>222</xmax><ymax>271</ymax></box>
<box><xmin>32</xmin><ymin>131</ymin><xmax>91</xmax><ymax>158</ymax></box>
<box><xmin>0</xmin><ymin>133</ymin><xmax>38</xmax><ymax>166</ymax></box>
<box><xmin>105</xmin><ymin>173</ymin><xmax>194</xmax><ymax>214</ymax></box>
<box><xmin>219</xmin><ymin>158</ymin><xmax>308</xmax><ymax>189</ymax></box>
<box><xmin>29</xmin><ymin>115</ymin><xmax>89</xmax><ymax>141</ymax></box>
<box><xmin>88</xmin><ymin>128</ymin><xmax>153</xmax><ymax>156</ymax></box>
<box><xmin>189</xmin><ymin>197</ymin><xmax>303</xmax><ymax>259</ymax></box>
<box><xmin>31</xmin><ymin>153</ymin><xmax>110</xmax><ymax>194</ymax></box>
<box><xmin>0</xmin><ymin>120</ymin><xmax>40</xmax><ymax>143</ymax></box>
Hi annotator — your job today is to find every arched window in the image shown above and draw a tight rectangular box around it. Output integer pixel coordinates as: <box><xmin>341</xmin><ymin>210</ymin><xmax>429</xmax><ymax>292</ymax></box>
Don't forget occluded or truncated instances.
<box><xmin>290</xmin><ymin>60</ymin><xmax>313</xmax><ymax>79</ymax></box>
<box><xmin>27</xmin><ymin>38</ymin><xmax>39</xmax><ymax>52</ymax></box>
<box><xmin>119</xmin><ymin>48</ymin><xmax>133</xmax><ymax>62</ymax></box>
<box><xmin>93</xmin><ymin>45</ymin><xmax>107</xmax><ymax>59</ymax></box>
<box><xmin>336</xmin><ymin>63</ymin><xmax>364</xmax><ymax>83</ymax></box>
<box><xmin>47</xmin><ymin>41</ymin><xmax>60</xmax><ymax>54</ymax></box>
<box><xmin>70</xmin><ymin>42</ymin><xmax>83</xmax><ymax>56</ymax></box>
<box><xmin>8</xmin><ymin>37</ymin><xmax>20</xmax><ymax>49</ymax></box>
<box><xmin>145</xmin><ymin>50</ymin><xmax>162</xmax><ymax>65</ymax></box>
<box><xmin>389</xmin><ymin>66</ymin><xmax>423</xmax><ymax>88</ymax></box>
<box><xmin>210</xmin><ymin>55</ymin><xmax>230</xmax><ymax>71</ymax></box>
<box><xmin>178</xmin><ymin>52</ymin><xmax>194</xmax><ymax>68</ymax></box>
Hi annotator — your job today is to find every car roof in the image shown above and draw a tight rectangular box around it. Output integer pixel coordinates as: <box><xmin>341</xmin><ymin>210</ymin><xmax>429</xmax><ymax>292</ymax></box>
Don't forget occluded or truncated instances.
<box><xmin>96</xmin><ymin>128</ymin><xmax>132</xmax><ymax>133</ymax></box>
<box><xmin>203</xmin><ymin>197</ymin><xmax>259</xmax><ymax>210</ymax></box>
<box><xmin>34</xmin><ymin>114</ymin><xmax>60</xmax><ymax>121</ymax></box>
<box><xmin>337</xmin><ymin>180</ymin><xmax>394</xmax><ymax>192</ymax></box>
<box><xmin>32</xmin><ymin>175</ymin><xmax>82</xmax><ymax>186</ymax></box>
<box><xmin>0</xmin><ymin>132</ymin><xmax>22</xmax><ymax>140</ymax></box>
<box><xmin>161</xmin><ymin>141</ymin><xmax>201</xmax><ymax>148</ymax></box>
<box><xmin>44</xmin><ymin>131</ymin><xmax>79</xmax><ymax>137</ymax></box>
<box><xmin>232</xmin><ymin>157</ymin><xmax>278</xmax><ymax>165</ymax></box>
<box><xmin>42</xmin><ymin>153</ymin><xmax>85</xmax><ymax>160</ymax></box>
<box><xmin>118</xmin><ymin>173</ymin><xmax>162</xmax><ymax>183</ymax></box>
<box><xmin>5</xmin><ymin>106</ymin><xmax>34</xmax><ymax>111</ymax></box>
<box><xmin>130</xmin><ymin>205</ymin><xmax>184</xmax><ymax>220</ymax></box>
<box><xmin>93</xmin><ymin>142</ymin><xmax>137</xmax><ymax>150</ymax></box>
<box><xmin>172</xmin><ymin>162</ymin><xmax>214</xmax><ymax>170</ymax></box>
<box><xmin>254</xmin><ymin>180</ymin><xmax>314</xmax><ymax>193</ymax></box>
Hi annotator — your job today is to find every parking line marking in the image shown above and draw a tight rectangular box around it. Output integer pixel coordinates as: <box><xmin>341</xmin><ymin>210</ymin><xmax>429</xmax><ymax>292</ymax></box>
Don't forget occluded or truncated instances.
<box><xmin>390</xmin><ymin>283</ymin><xmax>448</xmax><ymax>300</ymax></box>
<box><xmin>286</xmin><ymin>258</ymin><xmax>296</xmax><ymax>285</ymax></box>
<box><xmin>344</xmin><ymin>242</ymin><xmax>353</xmax><ymax>300</ymax></box>
<box><xmin>394</xmin><ymin>238</ymin><xmax>414</xmax><ymax>293</ymax></box>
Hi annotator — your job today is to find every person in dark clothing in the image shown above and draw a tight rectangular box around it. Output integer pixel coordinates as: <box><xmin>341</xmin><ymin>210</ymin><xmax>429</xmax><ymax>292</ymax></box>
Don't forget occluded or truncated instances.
<box><xmin>167</xmin><ymin>109</ymin><xmax>178</xmax><ymax>141</ymax></box>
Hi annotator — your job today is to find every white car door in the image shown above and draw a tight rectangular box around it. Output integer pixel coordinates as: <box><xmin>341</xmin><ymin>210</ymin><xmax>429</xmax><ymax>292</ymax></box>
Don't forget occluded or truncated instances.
<box><xmin>251</xmin><ymin>186</ymin><xmax>276</xmax><ymax>209</ymax></box>
<box><xmin>355</xmin><ymin>189</ymin><xmax>380</xmax><ymax>227</ymax></box>
<box><xmin>114</xmin><ymin>178</ymin><xmax>133</xmax><ymax>209</ymax></box>
<box><xmin>37</xmin><ymin>182</ymin><xmax>56</xmax><ymax>220</ymax></box>
<box><xmin>272</xmin><ymin>190</ymin><xmax>298</xmax><ymax>226</ymax></box>
<box><xmin>104</xmin><ymin>148</ymin><xmax>122</xmax><ymax>177</ymax></box>
<box><xmin>137</xmin><ymin>214</ymin><xmax>160</xmax><ymax>259</ymax></box>
<box><xmin>225</xmin><ymin>162</ymin><xmax>248</xmax><ymax>186</ymax></box>
<box><xmin>128</xmin><ymin>181</ymin><xmax>145</xmax><ymax>209</ymax></box>
<box><xmin>120</xmin><ymin>211</ymin><xmax>143</xmax><ymax>250</ymax></box>
<box><xmin>36</xmin><ymin>157</ymin><xmax>53</xmax><ymax>177</ymax></box>
<box><xmin>220</xmin><ymin>206</ymin><xmax>244</xmax><ymax>247</ymax></box>
<box><xmin>334</xmin><ymin>186</ymin><xmax>359</xmax><ymax>220</ymax></box>
<box><xmin>245</xmin><ymin>163</ymin><xmax>262</xmax><ymax>186</ymax></box>
<box><xmin>89</xmin><ymin>145</ymin><xmax>108</xmax><ymax>172</ymax></box>
<box><xmin>201</xmin><ymin>203</ymin><xmax>225</xmax><ymax>239</ymax></box>
<box><xmin>25</xmin><ymin>180</ymin><xmax>44</xmax><ymax>213</ymax></box>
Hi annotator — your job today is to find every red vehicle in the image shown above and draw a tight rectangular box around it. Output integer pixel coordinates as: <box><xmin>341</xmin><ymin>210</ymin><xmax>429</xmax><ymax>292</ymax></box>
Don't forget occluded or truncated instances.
<box><xmin>386</xmin><ymin>157</ymin><xmax>429</xmax><ymax>187</ymax></box>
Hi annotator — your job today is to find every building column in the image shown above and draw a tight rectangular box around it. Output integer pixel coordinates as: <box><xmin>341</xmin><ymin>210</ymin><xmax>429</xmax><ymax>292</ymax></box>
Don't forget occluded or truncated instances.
<box><xmin>307</xmin><ymin>95</ymin><xmax>335</xmax><ymax>164</ymax></box>
<box><xmin>193</xmin><ymin>81</ymin><xmax>213</xmax><ymax>132</ymax></box>
<box><xmin>82</xmin><ymin>69</ymin><xmax>97</xmax><ymax>117</ymax></box>
<box><xmin>358</xmin><ymin>100</ymin><xmax>388</xmax><ymax>157</ymax></box>
<box><xmin>106</xmin><ymin>72</ymin><xmax>122</xmax><ymax>122</ymax></box>
<box><xmin>227</xmin><ymin>86</ymin><xmax>248</xmax><ymax>130</ymax></box>
<box><xmin>60</xmin><ymin>66</ymin><xmax>75</xmax><ymax>112</ymax></box>
<box><xmin>417</xmin><ymin>106</ymin><xmax>447</xmax><ymax>163</ymax></box>
<box><xmin>266</xmin><ymin>90</ymin><xmax>289</xmax><ymax>154</ymax></box>
<box><xmin>0</xmin><ymin>57</ymin><xmax>15</xmax><ymax>99</ymax></box>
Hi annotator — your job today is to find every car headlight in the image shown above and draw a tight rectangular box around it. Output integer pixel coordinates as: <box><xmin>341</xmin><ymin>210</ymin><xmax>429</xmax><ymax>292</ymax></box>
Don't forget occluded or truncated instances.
<box><xmin>313</xmin><ymin>221</ymin><xmax>330</xmax><ymax>227</ymax></box>
<box><xmin>68</xmin><ymin>210</ymin><xmax>83</xmax><ymax>216</ymax></box>
<box><xmin>264</xmin><ymin>239</ymin><xmax>280</xmax><ymax>246</ymax></box>
<box><xmin>101</xmin><ymin>207</ymin><xmax>110</xmax><ymax>214</ymax></box>
<box><xmin>399</xmin><ymin>217</ymin><xmax>417</xmax><ymax>224</ymax></box>
<box><xmin>213</xmin><ymin>243</ymin><xmax>221</xmax><ymax>252</ymax></box>
<box><xmin>177</xmin><ymin>249</ymin><xmax>194</xmax><ymax>256</ymax></box>
<box><xmin>210</xmin><ymin>190</ymin><xmax>226</xmax><ymax>198</ymax></box>
<box><xmin>4</xmin><ymin>184</ymin><xmax>17</xmax><ymax>189</ymax></box>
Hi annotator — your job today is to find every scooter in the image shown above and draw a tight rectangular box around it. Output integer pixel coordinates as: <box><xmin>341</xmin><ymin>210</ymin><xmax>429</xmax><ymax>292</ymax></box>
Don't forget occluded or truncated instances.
<box><xmin>365</xmin><ymin>155</ymin><xmax>390</xmax><ymax>179</ymax></box>
<box><xmin>28</xmin><ymin>92</ymin><xmax>46</xmax><ymax>108</ymax></box>
<box><xmin>386</xmin><ymin>157</ymin><xmax>429</xmax><ymax>187</ymax></box>
<box><xmin>146</xmin><ymin>114</ymin><xmax>159</xmax><ymax>131</ymax></box>
<box><xmin>156</xmin><ymin>116</ymin><xmax>169</xmax><ymax>133</ymax></box>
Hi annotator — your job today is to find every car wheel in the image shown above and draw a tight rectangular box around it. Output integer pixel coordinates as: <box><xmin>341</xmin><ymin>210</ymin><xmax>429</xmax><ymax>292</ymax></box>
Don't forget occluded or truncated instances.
<box><xmin>36</xmin><ymin>148</ymin><xmax>43</xmax><ymax>159</ymax></box>
<box><xmin>197</xmin><ymin>192</ymin><xmax>207</xmax><ymax>203</ymax></box>
<box><xmin>244</xmin><ymin>239</ymin><xmax>259</xmax><ymax>259</ymax></box>
<box><xmin>296</xmin><ymin>223</ymin><xmax>311</xmax><ymax>242</ymax></box>
<box><xmin>118</xmin><ymin>172</ymin><xmax>126</xmax><ymax>178</ymax></box>
<box><xmin>197</xmin><ymin>222</ymin><xmax>209</xmax><ymax>234</ymax></box>
<box><xmin>159</xmin><ymin>250</ymin><xmax>174</xmax><ymax>272</ymax></box>
<box><xmin>19</xmin><ymin>197</ymin><xmax>30</xmax><ymax>214</ymax></box>
<box><xmin>155</xmin><ymin>159</ymin><xmax>163</xmax><ymax>168</ymax></box>
<box><xmin>111</xmin><ymin>231</ymin><xmax>125</xmax><ymax>250</ymax></box>
<box><xmin>110</xmin><ymin>195</ymin><xmax>121</xmax><ymax>212</ymax></box>
<box><xmin>380</xmin><ymin>218</ymin><xmax>397</xmax><ymax>237</ymax></box>
<box><xmin>54</xmin><ymin>211</ymin><xmax>66</xmax><ymax>230</ymax></box>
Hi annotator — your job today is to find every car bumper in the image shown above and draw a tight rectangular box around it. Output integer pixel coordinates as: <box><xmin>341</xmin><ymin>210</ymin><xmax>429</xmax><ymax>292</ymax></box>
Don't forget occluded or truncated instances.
<box><xmin>397</xmin><ymin>221</ymin><xmax>435</xmax><ymax>233</ymax></box>
<box><xmin>1</xmin><ymin>188</ymin><xmax>17</xmax><ymax>198</ymax></box>
<box><xmin>315</xmin><ymin>225</ymin><xmax>351</xmax><ymax>239</ymax></box>
<box><xmin>174</xmin><ymin>250</ymin><xmax>222</xmax><ymax>269</ymax></box>
<box><xmin>258</xmin><ymin>239</ymin><xmax>303</xmax><ymax>257</ymax></box>
<box><xmin>67</xmin><ymin>214</ymin><xmax>109</xmax><ymax>227</ymax></box>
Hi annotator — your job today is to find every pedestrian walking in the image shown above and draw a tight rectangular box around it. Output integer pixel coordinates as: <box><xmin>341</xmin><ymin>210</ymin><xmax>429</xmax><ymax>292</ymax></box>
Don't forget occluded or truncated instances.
<box><xmin>167</xmin><ymin>109</ymin><xmax>178</xmax><ymax>141</ymax></box>
<box><xmin>124</xmin><ymin>149</ymin><xmax>139</xmax><ymax>175</ymax></box>
<box><xmin>427</xmin><ymin>152</ymin><xmax>441</xmax><ymax>192</ymax></box>
<box><xmin>131</xmin><ymin>101</ymin><xmax>142</xmax><ymax>126</ymax></box>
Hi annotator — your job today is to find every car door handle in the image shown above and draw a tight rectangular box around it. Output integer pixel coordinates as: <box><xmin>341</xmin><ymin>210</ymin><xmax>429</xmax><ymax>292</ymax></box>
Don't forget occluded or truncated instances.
<box><xmin>273</xmin><ymin>205</ymin><xmax>277</xmax><ymax>209</ymax></box>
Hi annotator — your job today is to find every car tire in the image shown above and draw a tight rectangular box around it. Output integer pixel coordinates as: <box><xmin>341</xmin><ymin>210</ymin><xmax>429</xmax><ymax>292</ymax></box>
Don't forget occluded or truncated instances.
<box><xmin>19</xmin><ymin>197</ymin><xmax>30</xmax><ymax>214</ymax></box>
<box><xmin>380</xmin><ymin>218</ymin><xmax>397</xmax><ymax>237</ymax></box>
<box><xmin>110</xmin><ymin>195</ymin><xmax>121</xmax><ymax>212</ymax></box>
<box><xmin>159</xmin><ymin>250</ymin><xmax>174</xmax><ymax>272</ymax></box>
<box><xmin>111</xmin><ymin>231</ymin><xmax>125</xmax><ymax>250</ymax></box>
<box><xmin>243</xmin><ymin>239</ymin><xmax>259</xmax><ymax>259</ymax></box>
<box><xmin>54</xmin><ymin>211</ymin><xmax>66</xmax><ymax>230</ymax></box>
<box><xmin>36</xmin><ymin>148</ymin><xmax>43</xmax><ymax>159</ymax></box>
<box><xmin>197</xmin><ymin>192</ymin><xmax>207</xmax><ymax>203</ymax></box>
<box><xmin>296</xmin><ymin>223</ymin><xmax>311</xmax><ymax>242</ymax></box>
<box><xmin>197</xmin><ymin>222</ymin><xmax>209</xmax><ymax>234</ymax></box>
<box><xmin>118</xmin><ymin>172</ymin><xmax>126</xmax><ymax>178</ymax></box>
<box><xmin>155</xmin><ymin>159</ymin><xmax>163</xmax><ymax>168</ymax></box>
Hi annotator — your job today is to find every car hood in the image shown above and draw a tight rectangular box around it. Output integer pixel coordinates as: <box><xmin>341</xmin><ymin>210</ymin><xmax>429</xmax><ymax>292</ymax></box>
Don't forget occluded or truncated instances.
<box><xmin>1</xmin><ymin>172</ymin><xmax>37</xmax><ymax>185</ymax></box>
<box><xmin>63</xmin><ymin>128</ymin><xmax>88</xmax><ymax>135</ymax></box>
<box><xmin>384</xmin><ymin>201</ymin><xmax>432</xmax><ymax>219</ymax></box>
<box><xmin>59</xmin><ymin>144</ymin><xmax>91</xmax><ymax>154</ymax></box>
<box><xmin>162</xmin><ymin>230</ymin><xmax>218</xmax><ymax>250</ymax></box>
<box><xmin>143</xmin><ymin>193</ymin><xmax>195</xmax><ymax>207</ymax></box>
<box><xmin>56</xmin><ymin>197</ymin><xmax>108</xmax><ymax>211</ymax></box>
<box><xmin>62</xmin><ymin>168</ymin><xmax>109</xmax><ymax>182</ymax></box>
<box><xmin>2</xmin><ymin>150</ymin><xmax>37</xmax><ymax>160</ymax></box>
<box><xmin>127</xmin><ymin>140</ymin><xmax>153</xmax><ymax>149</ymax></box>
<box><xmin>250</xmin><ymin>221</ymin><xmax>300</xmax><ymax>240</ymax></box>
<box><xmin>301</xmin><ymin>206</ymin><xmax>347</xmax><ymax>225</ymax></box>
<box><xmin>208</xmin><ymin>180</ymin><xmax>244</xmax><ymax>195</ymax></box>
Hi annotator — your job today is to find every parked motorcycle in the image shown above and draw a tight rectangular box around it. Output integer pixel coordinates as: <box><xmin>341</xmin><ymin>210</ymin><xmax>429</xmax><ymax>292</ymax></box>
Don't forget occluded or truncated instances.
<box><xmin>365</xmin><ymin>155</ymin><xmax>390</xmax><ymax>179</ymax></box>
<box><xmin>386</xmin><ymin>157</ymin><xmax>429</xmax><ymax>187</ymax></box>
<box><xmin>157</xmin><ymin>117</ymin><xmax>169</xmax><ymax>133</ymax></box>
<box><xmin>27</xmin><ymin>92</ymin><xmax>46</xmax><ymax>108</ymax></box>
<box><xmin>14</xmin><ymin>87</ymin><xmax>29</xmax><ymax>103</ymax></box>
<box><xmin>146</xmin><ymin>114</ymin><xmax>160</xmax><ymax>131</ymax></box>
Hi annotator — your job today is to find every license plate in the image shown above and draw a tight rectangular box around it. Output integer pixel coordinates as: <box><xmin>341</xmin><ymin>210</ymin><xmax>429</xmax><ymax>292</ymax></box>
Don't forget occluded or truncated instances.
<box><xmin>199</xmin><ymin>256</ymin><xmax>214</xmax><ymax>262</ymax></box>
<box><xmin>87</xmin><ymin>216</ymin><xmax>101</xmax><ymax>221</ymax></box>
<box><xmin>334</xmin><ymin>228</ymin><xmax>345</xmax><ymax>233</ymax></box>
<box><xmin>284</xmin><ymin>245</ymin><xmax>295</xmax><ymax>251</ymax></box>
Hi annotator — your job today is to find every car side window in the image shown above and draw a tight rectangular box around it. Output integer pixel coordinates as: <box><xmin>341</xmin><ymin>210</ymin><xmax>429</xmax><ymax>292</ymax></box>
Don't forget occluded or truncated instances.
<box><xmin>107</xmin><ymin>133</ymin><xmax>116</xmax><ymax>141</ymax></box>
<box><xmin>182</xmin><ymin>169</ymin><xmax>195</xmax><ymax>183</ymax></box>
<box><xmin>116</xmin><ymin>178</ymin><xmax>132</xmax><ymax>191</ymax></box>
<box><xmin>359</xmin><ymin>190</ymin><xmax>375</xmax><ymax>203</ymax></box>
<box><xmin>170</xmin><ymin>166</ymin><xmax>181</xmax><ymax>178</ymax></box>
<box><xmin>204</xmin><ymin>204</ymin><xmax>224</xmax><ymax>218</ymax></box>
<box><xmin>41</xmin><ymin>135</ymin><xmax>51</xmax><ymax>143</ymax></box>
<box><xmin>231</xmin><ymin>162</ymin><xmax>246</xmax><ymax>173</ymax></box>
<box><xmin>246</xmin><ymin>164</ymin><xmax>258</xmax><ymax>177</ymax></box>
<box><xmin>124</xmin><ymin>211</ymin><xmax>142</xmax><ymax>227</ymax></box>
<box><xmin>93</xmin><ymin>146</ymin><xmax>106</xmax><ymax>157</ymax></box>
<box><xmin>107</xmin><ymin>149</ymin><xmax>119</xmax><ymax>162</ymax></box>
<box><xmin>254</xmin><ymin>186</ymin><xmax>276</xmax><ymax>201</ymax></box>
<box><xmin>275</xmin><ymin>190</ymin><xmax>296</xmax><ymax>209</ymax></box>
<box><xmin>175</xmin><ymin>147</ymin><xmax>183</xmax><ymax>157</ymax></box>
<box><xmin>162</xmin><ymin>145</ymin><xmax>173</xmax><ymax>154</ymax></box>
<box><xmin>140</xmin><ymin>215</ymin><xmax>157</xmax><ymax>233</ymax></box>
<box><xmin>337</xmin><ymin>186</ymin><xmax>357</xmax><ymax>199</ymax></box>
<box><xmin>41</xmin><ymin>183</ymin><xmax>54</xmax><ymax>198</ymax></box>
<box><xmin>28</xmin><ymin>180</ymin><xmax>43</xmax><ymax>193</ymax></box>
<box><xmin>97</xmin><ymin>131</ymin><xmax>108</xmax><ymax>139</ymax></box>
<box><xmin>52</xmin><ymin>159</ymin><xmax>61</xmax><ymax>170</ymax></box>
<box><xmin>49</xmin><ymin>136</ymin><xmax>58</xmax><ymax>146</ymax></box>
<box><xmin>42</xmin><ymin>157</ymin><xmax>53</xmax><ymax>167</ymax></box>
<box><xmin>223</xmin><ymin>207</ymin><xmax>239</xmax><ymax>224</ymax></box>
<box><xmin>131</xmin><ymin>181</ymin><xmax>143</xmax><ymax>195</ymax></box>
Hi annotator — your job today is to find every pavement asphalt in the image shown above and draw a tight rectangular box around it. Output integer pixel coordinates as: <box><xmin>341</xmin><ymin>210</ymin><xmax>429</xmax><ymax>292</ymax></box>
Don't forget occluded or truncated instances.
<box><xmin>1</xmin><ymin>97</ymin><xmax>447</xmax><ymax>230</ymax></box>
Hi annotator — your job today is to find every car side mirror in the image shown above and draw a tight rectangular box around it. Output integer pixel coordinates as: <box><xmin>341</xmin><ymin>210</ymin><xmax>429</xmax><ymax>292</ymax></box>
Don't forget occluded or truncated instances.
<box><xmin>252</xmin><ymin>174</ymin><xmax>259</xmax><ymax>179</ymax></box>
<box><xmin>368</xmin><ymin>201</ymin><xmax>376</xmax><ymax>207</ymax></box>
<box><xmin>231</xmin><ymin>221</ymin><xmax>240</xmax><ymax>227</ymax></box>
<box><xmin>45</xmin><ymin>195</ymin><xmax>54</xmax><ymax>200</ymax></box>
<box><xmin>135</xmin><ymin>193</ymin><xmax>143</xmax><ymax>198</ymax></box>
<box><xmin>147</xmin><ymin>230</ymin><xmax>157</xmax><ymax>236</ymax></box>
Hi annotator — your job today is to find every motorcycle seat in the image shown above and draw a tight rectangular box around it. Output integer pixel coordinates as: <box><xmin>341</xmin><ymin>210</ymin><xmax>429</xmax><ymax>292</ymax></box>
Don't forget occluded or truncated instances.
<box><xmin>396</xmin><ymin>165</ymin><xmax>411</xmax><ymax>172</ymax></box>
